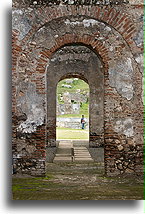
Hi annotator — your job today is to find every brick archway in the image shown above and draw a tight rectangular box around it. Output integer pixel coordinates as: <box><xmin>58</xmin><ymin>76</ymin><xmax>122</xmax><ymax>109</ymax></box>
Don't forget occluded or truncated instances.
<box><xmin>46</xmin><ymin>43</ymin><xmax>105</xmax><ymax>148</ymax></box>
<box><xmin>12</xmin><ymin>3</ymin><xmax>143</xmax><ymax>176</ymax></box>
<box><xmin>20</xmin><ymin>6</ymin><xmax>136</xmax><ymax>52</ymax></box>
<box><xmin>36</xmin><ymin>35</ymin><xmax>109</xmax><ymax>149</ymax></box>
<box><xmin>37</xmin><ymin>34</ymin><xmax>110</xmax><ymax>71</ymax></box>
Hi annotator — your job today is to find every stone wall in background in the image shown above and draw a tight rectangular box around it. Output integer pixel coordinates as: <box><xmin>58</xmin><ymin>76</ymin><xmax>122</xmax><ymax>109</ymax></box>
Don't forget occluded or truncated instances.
<box><xmin>12</xmin><ymin>0</ymin><xmax>144</xmax><ymax>176</ymax></box>
<box><xmin>57</xmin><ymin>90</ymin><xmax>89</xmax><ymax>115</ymax></box>
<box><xmin>57</xmin><ymin>117</ymin><xmax>89</xmax><ymax>130</ymax></box>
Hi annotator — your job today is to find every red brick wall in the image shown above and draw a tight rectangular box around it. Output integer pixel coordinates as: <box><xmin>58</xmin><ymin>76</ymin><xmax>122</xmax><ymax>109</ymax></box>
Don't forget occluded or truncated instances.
<box><xmin>12</xmin><ymin>3</ymin><xmax>144</xmax><ymax>176</ymax></box>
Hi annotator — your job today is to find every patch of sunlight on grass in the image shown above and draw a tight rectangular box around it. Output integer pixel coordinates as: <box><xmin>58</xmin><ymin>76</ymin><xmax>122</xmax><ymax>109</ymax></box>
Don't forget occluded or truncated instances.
<box><xmin>56</xmin><ymin>127</ymin><xmax>89</xmax><ymax>140</ymax></box>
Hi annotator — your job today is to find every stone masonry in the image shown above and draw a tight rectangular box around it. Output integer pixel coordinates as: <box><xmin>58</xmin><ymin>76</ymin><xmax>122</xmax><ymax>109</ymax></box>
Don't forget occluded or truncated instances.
<box><xmin>57</xmin><ymin>88</ymin><xmax>89</xmax><ymax>115</ymax></box>
<box><xmin>12</xmin><ymin>0</ymin><xmax>144</xmax><ymax>176</ymax></box>
<box><xmin>56</xmin><ymin>117</ymin><xmax>89</xmax><ymax>129</ymax></box>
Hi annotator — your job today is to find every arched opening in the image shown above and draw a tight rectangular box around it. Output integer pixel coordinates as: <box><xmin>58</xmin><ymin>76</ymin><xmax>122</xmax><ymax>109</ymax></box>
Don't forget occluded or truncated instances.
<box><xmin>46</xmin><ymin>43</ymin><xmax>105</xmax><ymax>164</ymax></box>
<box><xmin>56</xmin><ymin>77</ymin><xmax>89</xmax><ymax>143</ymax></box>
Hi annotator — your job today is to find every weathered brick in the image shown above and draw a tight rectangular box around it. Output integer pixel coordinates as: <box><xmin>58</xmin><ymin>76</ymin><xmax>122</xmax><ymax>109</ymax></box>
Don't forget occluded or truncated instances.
<box><xmin>12</xmin><ymin>2</ymin><xmax>143</xmax><ymax>177</ymax></box>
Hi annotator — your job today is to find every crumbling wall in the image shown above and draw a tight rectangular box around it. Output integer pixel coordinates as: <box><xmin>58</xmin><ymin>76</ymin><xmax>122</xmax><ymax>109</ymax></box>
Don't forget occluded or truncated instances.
<box><xmin>12</xmin><ymin>0</ymin><xmax>144</xmax><ymax>176</ymax></box>
<box><xmin>57</xmin><ymin>90</ymin><xmax>89</xmax><ymax>116</ymax></box>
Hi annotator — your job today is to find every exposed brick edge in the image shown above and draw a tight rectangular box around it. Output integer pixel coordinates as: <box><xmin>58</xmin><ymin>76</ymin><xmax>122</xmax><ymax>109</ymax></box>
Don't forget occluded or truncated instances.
<box><xmin>36</xmin><ymin>33</ymin><xmax>110</xmax><ymax>74</ymax></box>
<box><xmin>20</xmin><ymin>5</ymin><xmax>138</xmax><ymax>52</ymax></box>
<box><xmin>35</xmin><ymin>33</ymin><xmax>111</xmax><ymax>174</ymax></box>
<box><xmin>12</xmin><ymin>30</ymin><xmax>46</xmax><ymax>167</ymax></box>
<box><xmin>12</xmin><ymin>29</ymin><xmax>22</xmax><ymax>122</ymax></box>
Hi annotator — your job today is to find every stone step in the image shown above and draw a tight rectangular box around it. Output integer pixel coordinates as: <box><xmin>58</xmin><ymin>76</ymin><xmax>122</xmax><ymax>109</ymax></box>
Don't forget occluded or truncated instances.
<box><xmin>74</xmin><ymin>147</ymin><xmax>88</xmax><ymax>151</ymax></box>
<box><xmin>57</xmin><ymin>148</ymin><xmax>72</xmax><ymax>154</ymax></box>
<box><xmin>74</xmin><ymin>150</ymin><xmax>89</xmax><ymax>152</ymax></box>
<box><xmin>74</xmin><ymin>153</ymin><xmax>91</xmax><ymax>155</ymax></box>
<box><xmin>73</xmin><ymin>146</ymin><xmax>93</xmax><ymax>162</ymax></box>
<box><xmin>74</xmin><ymin>156</ymin><xmax>91</xmax><ymax>158</ymax></box>
<box><xmin>55</xmin><ymin>156</ymin><xmax>72</xmax><ymax>159</ymax></box>
<box><xmin>55</xmin><ymin>154</ymin><xmax>72</xmax><ymax>157</ymax></box>
<box><xmin>59</xmin><ymin>144</ymin><xmax>72</xmax><ymax>146</ymax></box>
<box><xmin>74</xmin><ymin>153</ymin><xmax>91</xmax><ymax>156</ymax></box>
<box><xmin>74</xmin><ymin>150</ymin><xmax>88</xmax><ymax>152</ymax></box>
<box><xmin>74</xmin><ymin>151</ymin><xmax>90</xmax><ymax>153</ymax></box>
<box><xmin>74</xmin><ymin>147</ymin><xmax>87</xmax><ymax>149</ymax></box>
<box><xmin>54</xmin><ymin>143</ymin><xmax>94</xmax><ymax>163</ymax></box>
<box><xmin>74</xmin><ymin>158</ymin><xmax>93</xmax><ymax>162</ymax></box>
<box><xmin>57</xmin><ymin>151</ymin><xmax>72</xmax><ymax>155</ymax></box>
<box><xmin>53</xmin><ymin>157</ymin><xmax>72</xmax><ymax>162</ymax></box>
<box><xmin>74</xmin><ymin>157</ymin><xmax>93</xmax><ymax>159</ymax></box>
<box><xmin>59</xmin><ymin>146</ymin><xmax>72</xmax><ymax>148</ymax></box>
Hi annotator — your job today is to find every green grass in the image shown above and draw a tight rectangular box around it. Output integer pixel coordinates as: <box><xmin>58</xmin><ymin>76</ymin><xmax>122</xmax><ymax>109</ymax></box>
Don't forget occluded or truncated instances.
<box><xmin>57</xmin><ymin>78</ymin><xmax>89</xmax><ymax>94</ymax></box>
<box><xmin>56</xmin><ymin>127</ymin><xmax>89</xmax><ymax>140</ymax></box>
<box><xmin>57</xmin><ymin>78</ymin><xmax>89</xmax><ymax>118</ymax></box>
<box><xmin>12</xmin><ymin>169</ymin><xmax>143</xmax><ymax>200</ymax></box>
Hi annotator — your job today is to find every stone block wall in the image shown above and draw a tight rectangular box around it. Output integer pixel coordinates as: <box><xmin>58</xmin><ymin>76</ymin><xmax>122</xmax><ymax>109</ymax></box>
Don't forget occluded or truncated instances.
<box><xmin>12</xmin><ymin>0</ymin><xmax>144</xmax><ymax>176</ymax></box>
<box><xmin>56</xmin><ymin>118</ymin><xmax>89</xmax><ymax>130</ymax></box>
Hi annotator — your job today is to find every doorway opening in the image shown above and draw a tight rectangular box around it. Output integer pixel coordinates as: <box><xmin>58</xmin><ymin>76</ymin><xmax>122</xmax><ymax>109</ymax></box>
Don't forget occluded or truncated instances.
<box><xmin>56</xmin><ymin>78</ymin><xmax>89</xmax><ymax>142</ymax></box>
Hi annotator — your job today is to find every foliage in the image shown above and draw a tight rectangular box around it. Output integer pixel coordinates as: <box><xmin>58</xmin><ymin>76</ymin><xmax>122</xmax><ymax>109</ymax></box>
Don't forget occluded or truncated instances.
<box><xmin>57</xmin><ymin>78</ymin><xmax>89</xmax><ymax>117</ymax></box>
<box><xmin>57</xmin><ymin>78</ymin><xmax>89</xmax><ymax>95</ymax></box>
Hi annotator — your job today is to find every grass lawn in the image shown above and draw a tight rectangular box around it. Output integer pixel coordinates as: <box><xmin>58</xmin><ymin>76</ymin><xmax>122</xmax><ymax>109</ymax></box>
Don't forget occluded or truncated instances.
<box><xmin>56</xmin><ymin>127</ymin><xmax>89</xmax><ymax>140</ymax></box>
<box><xmin>57</xmin><ymin>78</ymin><xmax>89</xmax><ymax>94</ymax></box>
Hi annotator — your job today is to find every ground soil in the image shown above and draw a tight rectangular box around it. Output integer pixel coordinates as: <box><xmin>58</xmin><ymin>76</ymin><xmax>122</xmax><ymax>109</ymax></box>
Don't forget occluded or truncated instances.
<box><xmin>12</xmin><ymin>162</ymin><xmax>143</xmax><ymax>200</ymax></box>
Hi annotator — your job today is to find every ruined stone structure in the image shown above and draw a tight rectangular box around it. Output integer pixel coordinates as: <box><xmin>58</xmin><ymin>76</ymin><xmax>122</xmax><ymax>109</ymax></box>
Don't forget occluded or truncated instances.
<box><xmin>12</xmin><ymin>0</ymin><xmax>144</xmax><ymax>176</ymax></box>
<box><xmin>57</xmin><ymin>91</ymin><xmax>81</xmax><ymax>115</ymax></box>
<box><xmin>57</xmin><ymin>102</ymin><xmax>80</xmax><ymax>115</ymax></box>
<box><xmin>57</xmin><ymin>89</ymin><xmax>89</xmax><ymax>115</ymax></box>
<box><xmin>56</xmin><ymin>117</ymin><xmax>89</xmax><ymax>129</ymax></box>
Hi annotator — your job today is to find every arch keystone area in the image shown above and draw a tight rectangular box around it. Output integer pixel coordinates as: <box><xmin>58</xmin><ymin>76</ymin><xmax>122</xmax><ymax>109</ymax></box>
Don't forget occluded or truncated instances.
<box><xmin>38</xmin><ymin>34</ymin><xmax>110</xmax><ymax>70</ymax></box>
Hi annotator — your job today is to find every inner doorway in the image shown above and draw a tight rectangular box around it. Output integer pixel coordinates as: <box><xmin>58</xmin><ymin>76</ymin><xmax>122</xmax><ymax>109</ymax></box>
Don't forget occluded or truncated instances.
<box><xmin>56</xmin><ymin>78</ymin><xmax>89</xmax><ymax>142</ymax></box>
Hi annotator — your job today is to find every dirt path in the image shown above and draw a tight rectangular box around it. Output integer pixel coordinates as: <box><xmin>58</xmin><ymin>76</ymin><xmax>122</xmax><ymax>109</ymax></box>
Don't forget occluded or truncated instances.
<box><xmin>12</xmin><ymin>162</ymin><xmax>143</xmax><ymax>200</ymax></box>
